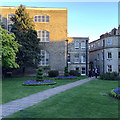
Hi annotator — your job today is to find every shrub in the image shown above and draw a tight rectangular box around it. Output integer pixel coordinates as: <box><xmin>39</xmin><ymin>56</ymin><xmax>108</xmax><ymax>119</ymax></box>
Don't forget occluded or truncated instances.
<box><xmin>64</xmin><ymin>67</ymin><xmax>69</xmax><ymax>76</ymax></box>
<box><xmin>48</xmin><ymin>70</ymin><xmax>59</xmax><ymax>77</ymax></box>
<box><xmin>109</xmin><ymin>88</ymin><xmax>120</xmax><ymax>100</ymax></box>
<box><xmin>36</xmin><ymin>67</ymin><xmax>43</xmax><ymax>81</ymax></box>
<box><xmin>69</xmin><ymin>70</ymin><xmax>80</xmax><ymax>77</ymax></box>
<box><xmin>100</xmin><ymin>72</ymin><xmax>119</xmax><ymax>80</ymax></box>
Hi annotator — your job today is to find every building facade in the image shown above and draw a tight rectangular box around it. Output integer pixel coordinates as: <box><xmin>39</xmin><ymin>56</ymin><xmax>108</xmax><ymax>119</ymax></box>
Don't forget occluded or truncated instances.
<box><xmin>89</xmin><ymin>28</ymin><xmax>120</xmax><ymax>75</ymax></box>
<box><xmin>67</xmin><ymin>37</ymin><xmax>89</xmax><ymax>75</ymax></box>
<box><xmin>1</xmin><ymin>6</ymin><xmax>89</xmax><ymax>75</ymax></box>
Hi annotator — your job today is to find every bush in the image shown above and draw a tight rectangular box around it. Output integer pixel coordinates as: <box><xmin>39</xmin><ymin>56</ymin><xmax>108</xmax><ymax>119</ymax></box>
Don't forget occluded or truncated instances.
<box><xmin>48</xmin><ymin>70</ymin><xmax>59</xmax><ymax>77</ymax></box>
<box><xmin>36</xmin><ymin>67</ymin><xmax>43</xmax><ymax>81</ymax></box>
<box><xmin>109</xmin><ymin>89</ymin><xmax>120</xmax><ymax>100</ymax></box>
<box><xmin>69</xmin><ymin>70</ymin><xmax>80</xmax><ymax>77</ymax></box>
<box><xmin>64</xmin><ymin>67</ymin><xmax>69</xmax><ymax>76</ymax></box>
<box><xmin>100</xmin><ymin>72</ymin><xmax>119</xmax><ymax>80</ymax></box>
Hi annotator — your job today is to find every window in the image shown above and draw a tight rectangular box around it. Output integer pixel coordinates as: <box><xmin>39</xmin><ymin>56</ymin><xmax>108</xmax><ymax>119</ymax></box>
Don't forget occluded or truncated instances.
<box><xmin>94</xmin><ymin>43</ymin><xmax>96</xmax><ymax>48</ymax></box>
<box><xmin>7</xmin><ymin>14</ymin><xmax>14</xmax><ymax>32</ymax></box>
<box><xmin>67</xmin><ymin>53</ymin><xmax>70</xmax><ymax>63</ymax></box>
<box><xmin>101</xmin><ymin>40</ymin><xmax>103</xmax><ymax>46</ymax></box>
<box><xmin>81</xmin><ymin>41</ymin><xmax>85</xmax><ymax>50</ymax></box>
<box><xmin>76</xmin><ymin>67</ymin><xmax>79</xmax><ymax>71</ymax></box>
<box><xmin>107</xmin><ymin>52</ymin><xmax>112</xmax><ymax>59</ymax></box>
<box><xmin>74</xmin><ymin>41</ymin><xmax>79</xmax><ymax>49</ymax></box>
<box><xmin>74</xmin><ymin>54</ymin><xmax>79</xmax><ymax>63</ymax></box>
<box><xmin>97</xmin><ymin>42</ymin><xmax>100</xmax><ymax>47</ymax></box>
<box><xmin>40</xmin><ymin>50</ymin><xmax>49</xmax><ymax>66</ymax></box>
<box><xmin>118</xmin><ymin>52</ymin><xmax>120</xmax><ymax>58</ymax></box>
<box><xmin>81</xmin><ymin>55</ymin><xmax>86</xmax><ymax>63</ymax></box>
<box><xmin>37</xmin><ymin>30</ymin><xmax>49</xmax><ymax>42</ymax></box>
<box><xmin>107</xmin><ymin>39</ymin><xmax>112</xmax><ymax>45</ymax></box>
<box><xmin>107</xmin><ymin>65</ymin><xmax>112</xmax><ymax>72</ymax></box>
<box><xmin>34</xmin><ymin>15</ymin><xmax>49</xmax><ymax>22</ymax></box>
<box><xmin>97</xmin><ymin>54</ymin><xmax>99</xmax><ymax>60</ymax></box>
<box><xmin>101</xmin><ymin>52</ymin><xmax>103</xmax><ymax>60</ymax></box>
<box><xmin>81</xmin><ymin>67</ymin><xmax>86</xmax><ymax>75</ymax></box>
<box><xmin>91</xmin><ymin>44</ymin><xmax>93</xmax><ymax>48</ymax></box>
<box><xmin>119</xmin><ymin>65</ymin><xmax>120</xmax><ymax>73</ymax></box>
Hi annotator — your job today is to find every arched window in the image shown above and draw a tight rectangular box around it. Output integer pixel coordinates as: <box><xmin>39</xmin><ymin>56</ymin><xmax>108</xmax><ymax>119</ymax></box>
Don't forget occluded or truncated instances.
<box><xmin>40</xmin><ymin>50</ymin><xmax>49</xmax><ymax>66</ymax></box>
<box><xmin>34</xmin><ymin>15</ymin><xmax>49</xmax><ymax>22</ymax></box>
<box><xmin>37</xmin><ymin>30</ymin><xmax>49</xmax><ymax>42</ymax></box>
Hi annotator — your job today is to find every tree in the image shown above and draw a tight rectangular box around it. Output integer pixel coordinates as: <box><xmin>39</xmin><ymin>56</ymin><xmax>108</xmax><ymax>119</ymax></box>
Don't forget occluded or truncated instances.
<box><xmin>11</xmin><ymin>4</ymin><xmax>40</xmax><ymax>74</ymax></box>
<box><xmin>36</xmin><ymin>67</ymin><xmax>43</xmax><ymax>81</ymax></box>
<box><xmin>64</xmin><ymin>67</ymin><xmax>69</xmax><ymax>76</ymax></box>
<box><xmin>1</xmin><ymin>26</ymin><xmax>21</xmax><ymax>68</ymax></box>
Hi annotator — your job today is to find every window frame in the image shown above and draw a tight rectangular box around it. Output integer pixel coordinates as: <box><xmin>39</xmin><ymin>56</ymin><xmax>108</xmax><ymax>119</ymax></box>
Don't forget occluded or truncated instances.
<box><xmin>34</xmin><ymin>15</ymin><xmax>49</xmax><ymax>22</ymax></box>
<box><xmin>37</xmin><ymin>30</ymin><xmax>49</xmax><ymax>42</ymax></box>
<box><xmin>107</xmin><ymin>65</ymin><xmax>112</xmax><ymax>73</ymax></box>
<box><xmin>40</xmin><ymin>50</ymin><xmax>49</xmax><ymax>66</ymax></box>
<box><xmin>81</xmin><ymin>55</ymin><xmax>86</xmax><ymax>63</ymax></box>
<box><xmin>74</xmin><ymin>41</ymin><xmax>79</xmax><ymax>49</ymax></box>
<box><xmin>81</xmin><ymin>41</ymin><xmax>86</xmax><ymax>50</ymax></box>
<box><xmin>107</xmin><ymin>52</ymin><xmax>112</xmax><ymax>59</ymax></box>
<box><xmin>74</xmin><ymin>54</ymin><xmax>80</xmax><ymax>63</ymax></box>
<box><xmin>81</xmin><ymin>67</ymin><xmax>86</xmax><ymax>75</ymax></box>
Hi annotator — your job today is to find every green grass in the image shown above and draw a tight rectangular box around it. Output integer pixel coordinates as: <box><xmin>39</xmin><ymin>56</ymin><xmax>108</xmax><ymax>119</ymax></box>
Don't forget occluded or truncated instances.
<box><xmin>6</xmin><ymin>79</ymin><xmax>119</xmax><ymax>118</ymax></box>
<box><xmin>2</xmin><ymin>76</ymin><xmax>87</xmax><ymax>104</ymax></box>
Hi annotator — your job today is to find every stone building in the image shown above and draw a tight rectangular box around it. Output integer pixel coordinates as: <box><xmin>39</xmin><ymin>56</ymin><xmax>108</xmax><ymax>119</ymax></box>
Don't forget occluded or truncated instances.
<box><xmin>67</xmin><ymin>37</ymin><xmax>89</xmax><ymax>75</ymax></box>
<box><xmin>1</xmin><ymin>6</ymin><xmax>89</xmax><ymax>76</ymax></box>
<box><xmin>89</xmin><ymin>27</ymin><xmax>120</xmax><ymax>75</ymax></box>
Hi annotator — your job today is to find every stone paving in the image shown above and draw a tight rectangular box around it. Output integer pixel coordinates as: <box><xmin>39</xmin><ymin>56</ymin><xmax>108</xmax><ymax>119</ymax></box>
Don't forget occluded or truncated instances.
<box><xmin>1</xmin><ymin>77</ymin><xmax>94</xmax><ymax>118</ymax></box>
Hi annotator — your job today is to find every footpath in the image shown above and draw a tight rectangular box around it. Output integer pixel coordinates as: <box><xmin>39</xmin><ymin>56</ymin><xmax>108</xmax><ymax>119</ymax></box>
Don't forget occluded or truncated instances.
<box><xmin>1</xmin><ymin>77</ymin><xmax>94</xmax><ymax>118</ymax></box>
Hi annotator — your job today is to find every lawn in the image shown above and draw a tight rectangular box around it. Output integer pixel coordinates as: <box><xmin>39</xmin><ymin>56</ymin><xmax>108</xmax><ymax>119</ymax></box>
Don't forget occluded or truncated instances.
<box><xmin>2</xmin><ymin>76</ymin><xmax>87</xmax><ymax>104</ymax></box>
<box><xmin>5</xmin><ymin>79</ymin><xmax>119</xmax><ymax>118</ymax></box>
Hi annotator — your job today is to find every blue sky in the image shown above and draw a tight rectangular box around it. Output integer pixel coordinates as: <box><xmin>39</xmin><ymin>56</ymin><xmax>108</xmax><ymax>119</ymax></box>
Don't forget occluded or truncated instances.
<box><xmin>1</xmin><ymin>2</ymin><xmax>118</xmax><ymax>42</ymax></box>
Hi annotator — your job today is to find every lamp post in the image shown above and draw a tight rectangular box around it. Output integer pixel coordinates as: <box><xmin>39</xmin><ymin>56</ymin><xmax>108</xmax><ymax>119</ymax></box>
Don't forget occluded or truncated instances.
<box><xmin>65</xmin><ymin>39</ymin><xmax>68</xmax><ymax>68</ymax></box>
<box><xmin>86</xmin><ymin>39</ymin><xmax>88</xmax><ymax>76</ymax></box>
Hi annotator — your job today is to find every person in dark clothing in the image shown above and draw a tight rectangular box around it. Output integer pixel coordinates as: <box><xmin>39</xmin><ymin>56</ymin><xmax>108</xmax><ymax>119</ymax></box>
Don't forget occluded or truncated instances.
<box><xmin>95</xmin><ymin>68</ymin><xmax>98</xmax><ymax>78</ymax></box>
<box><xmin>89</xmin><ymin>70</ymin><xmax>92</xmax><ymax>77</ymax></box>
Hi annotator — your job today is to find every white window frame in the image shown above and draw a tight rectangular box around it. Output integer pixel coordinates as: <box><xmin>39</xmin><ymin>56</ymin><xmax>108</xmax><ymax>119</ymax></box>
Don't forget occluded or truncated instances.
<box><xmin>107</xmin><ymin>65</ymin><xmax>112</xmax><ymax>73</ymax></box>
<box><xmin>107</xmin><ymin>52</ymin><xmax>112</xmax><ymax>59</ymax></box>
<box><xmin>34</xmin><ymin>15</ymin><xmax>49</xmax><ymax>22</ymax></box>
<box><xmin>101</xmin><ymin>40</ymin><xmax>103</xmax><ymax>47</ymax></box>
<box><xmin>74</xmin><ymin>41</ymin><xmax>79</xmax><ymax>49</ymax></box>
<box><xmin>40</xmin><ymin>50</ymin><xmax>49</xmax><ymax>66</ymax></box>
<box><xmin>81</xmin><ymin>41</ymin><xmax>86</xmax><ymax>50</ymax></box>
<box><xmin>81</xmin><ymin>67</ymin><xmax>86</xmax><ymax>75</ymax></box>
<box><xmin>101</xmin><ymin>52</ymin><xmax>103</xmax><ymax>60</ymax></box>
<box><xmin>107</xmin><ymin>39</ymin><xmax>112</xmax><ymax>45</ymax></box>
<box><xmin>81</xmin><ymin>55</ymin><xmax>86</xmax><ymax>63</ymax></box>
<box><xmin>37</xmin><ymin>30</ymin><xmax>49</xmax><ymax>42</ymax></box>
<box><xmin>74</xmin><ymin>54</ymin><xmax>79</xmax><ymax>63</ymax></box>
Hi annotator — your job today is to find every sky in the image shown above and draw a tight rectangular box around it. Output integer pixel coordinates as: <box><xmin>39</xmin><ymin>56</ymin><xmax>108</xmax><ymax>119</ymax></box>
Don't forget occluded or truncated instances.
<box><xmin>1</xmin><ymin>1</ymin><xmax>118</xmax><ymax>42</ymax></box>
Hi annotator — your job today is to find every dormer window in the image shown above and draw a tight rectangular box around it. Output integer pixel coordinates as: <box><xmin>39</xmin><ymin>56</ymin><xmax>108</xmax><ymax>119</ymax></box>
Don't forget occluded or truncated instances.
<box><xmin>34</xmin><ymin>15</ymin><xmax>49</xmax><ymax>22</ymax></box>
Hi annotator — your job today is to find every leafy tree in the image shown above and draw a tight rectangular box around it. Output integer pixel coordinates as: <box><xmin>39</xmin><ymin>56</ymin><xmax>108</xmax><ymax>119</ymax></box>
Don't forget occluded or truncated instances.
<box><xmin>1</xmin><ymin>26</ymin><xmax>21</xmax><ymax>68</ymax></box>
<box><xmin>11</xmin><ymin>4</ymin><xmax>40</xmax><ymax>74</ymax></box>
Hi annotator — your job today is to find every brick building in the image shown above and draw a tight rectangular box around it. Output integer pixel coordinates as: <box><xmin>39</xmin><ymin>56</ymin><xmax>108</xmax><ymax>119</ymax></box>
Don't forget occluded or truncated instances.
<box><xmin>1</xmin><ymin>6</ymin><xmax>89</xmax><ymax>76</ymax></box>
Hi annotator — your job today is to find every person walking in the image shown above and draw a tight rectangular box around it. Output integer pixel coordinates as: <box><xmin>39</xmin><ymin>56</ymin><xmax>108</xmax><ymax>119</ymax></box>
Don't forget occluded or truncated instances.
<box><xmin>95</xmin><ymin>68</ymin><xmax>98</xmax><ymax>78</ymax></box>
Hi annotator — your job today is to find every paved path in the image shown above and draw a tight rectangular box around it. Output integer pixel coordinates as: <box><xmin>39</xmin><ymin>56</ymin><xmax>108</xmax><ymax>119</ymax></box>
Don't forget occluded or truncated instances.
<box><xmin>1</xmin><ymin>77</ymin><xmax>94</xmax><ymax>118</ymax></box>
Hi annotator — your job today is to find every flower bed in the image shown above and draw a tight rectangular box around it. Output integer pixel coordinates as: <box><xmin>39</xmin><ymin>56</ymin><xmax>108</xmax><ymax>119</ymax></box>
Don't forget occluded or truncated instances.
<box><xmin>109</xmin><ymin>88</ymin><xmax>120</xmax><ymax>100</ymax></box>
<box><xmin>22</xmin><ymin>80</ymin><xmax>56</xmax><ymax>86</ymax></box>
<box><xmin>56</xmin><ymin>76</ymin><xmax>77</xmax><ymax>79</ymax></box>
